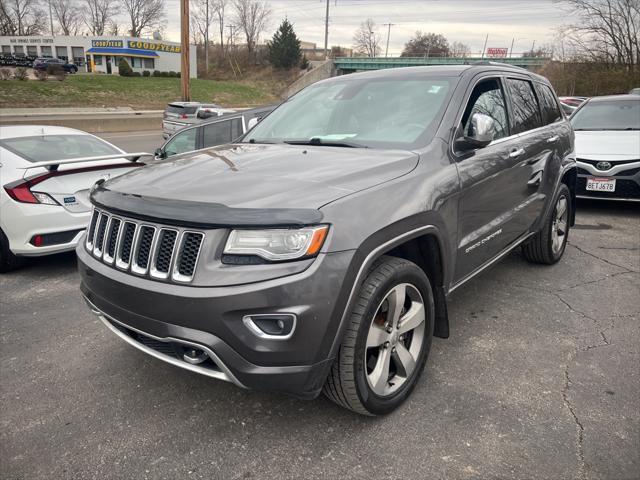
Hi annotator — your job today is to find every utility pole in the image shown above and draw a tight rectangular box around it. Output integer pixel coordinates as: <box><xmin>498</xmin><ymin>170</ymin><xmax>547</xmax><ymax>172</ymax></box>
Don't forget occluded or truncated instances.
<box><xmin>481</xmin><ymin>33</ymin><xmax>489</xmax><ymax>59</ymax></box>
<box><xmin>530</xmin><ymin>40</ymin><xmax>536</xmax><ymax>55</ymax></box>
<box><xmin>180</xmin><ymin>0</ymin><xmax>190</xmax><ymax>101</ymax></box>
<box><xmin>383</xmin><ymin>23</ymin><xmax>395</xmax><ymax>57</ymax></box>
<box><xmin>509</xmin><ymin>37</ymin><xmax>515</xmax><ymax>57</ymax></box>
<box><xmin>227</xmin><ymin>24</ymin><xmax>235</xmax><ymax>47</ymax></box>
<box><xmin>48</xmin><ymin>0</ymin><xmax>54</xmax><ymax>36</ymax></box>
<box><xmin>324</xmin><ymin>0</ymin><xmax>330</xmax><ymax>58</ymax></box>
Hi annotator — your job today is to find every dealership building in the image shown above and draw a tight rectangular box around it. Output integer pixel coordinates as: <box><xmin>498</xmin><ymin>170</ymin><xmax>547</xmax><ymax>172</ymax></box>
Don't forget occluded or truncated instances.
<box><xmin>0</xmin><ymin>35</ymin><xmax>197</xmax><ymax>78</ymax></box>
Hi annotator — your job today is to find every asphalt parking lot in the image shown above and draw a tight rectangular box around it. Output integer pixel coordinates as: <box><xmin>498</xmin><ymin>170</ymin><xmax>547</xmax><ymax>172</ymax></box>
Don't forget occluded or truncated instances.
<box><xmin>1</xmin><ymin>200</ymin><xmax>638</xmax><ymax>480</ymax></box>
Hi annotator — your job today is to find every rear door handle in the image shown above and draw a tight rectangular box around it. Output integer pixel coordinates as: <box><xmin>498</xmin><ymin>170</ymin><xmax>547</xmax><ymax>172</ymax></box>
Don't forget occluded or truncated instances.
<box><xmin>509</xmin><ymin>148</ymin><xmax>525</xmax><ymax>158</ymax></box>
<box><xmin>547</xmin><ymin>135</ymin><xmax>559</xmax><ymax>143</ymax></box>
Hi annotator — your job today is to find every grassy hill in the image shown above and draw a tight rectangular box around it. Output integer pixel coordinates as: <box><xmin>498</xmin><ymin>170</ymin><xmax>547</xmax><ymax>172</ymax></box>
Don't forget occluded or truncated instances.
<box><xmin>0</xmin><ymin>74</ymin><xmax>281</xmax><ymax>109</ymax></box>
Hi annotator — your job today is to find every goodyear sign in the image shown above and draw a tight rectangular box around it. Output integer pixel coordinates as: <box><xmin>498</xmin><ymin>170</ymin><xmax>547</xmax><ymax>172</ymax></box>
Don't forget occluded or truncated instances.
<box><xmin>92</xmin><ymin>40</ymin><xmax>123</xmax><ymax>48</ymax></box>
<box><xmin>128</xmin><ymin>41</ymin><xmax>181</xmax><ymax>53</ymax></box>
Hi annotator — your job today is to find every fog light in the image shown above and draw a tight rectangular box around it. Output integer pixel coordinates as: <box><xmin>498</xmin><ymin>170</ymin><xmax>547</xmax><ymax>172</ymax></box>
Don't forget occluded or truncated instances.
<box><xmin>243</xmin><ymin>314</ymin><xmax>297</xmax><ymax>340</ymax></box>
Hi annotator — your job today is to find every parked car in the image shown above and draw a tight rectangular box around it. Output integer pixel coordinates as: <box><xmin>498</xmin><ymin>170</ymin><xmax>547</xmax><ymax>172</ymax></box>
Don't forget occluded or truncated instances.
<box><xmin>78</xmin><ymin>64</ymin><xmax>576</xmax><ymax>415</ymax></box>
<box><xmin>0</xmin><ymin>125</ymin><xmax>149</xmax><ymax>272</ymax></box>
<box><xmin>629</xmin><ymin>88</ymin><xmax>640</xmax><ymax>96</ymax></box>
<box><xmin>558</xmin><ymin>96</ymin><xmax>587</xmax><ymax>116</ymax></box>
<box><xmin>571</xmin><ymin>94</ymin><xmax>640</xmax><ymax>202</ymax></box>
<box><xmin>155</xmin><ymin>105</ymin><xmax>275</xmax><ymax>159</ymax></box>
<box><xmin>33</xmin><ymin>57</ymin><xmax>78</xmax><ymax>73</ymax></box>
<box><xmin>162</xmin><ymin>102</ymin><xmax>235</xmax><ymax>138</ymax></box>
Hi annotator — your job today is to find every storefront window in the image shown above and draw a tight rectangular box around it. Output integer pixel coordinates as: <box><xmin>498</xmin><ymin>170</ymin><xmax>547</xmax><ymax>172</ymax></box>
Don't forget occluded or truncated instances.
<box><xmin>1</xmin><ymin>45</ymin><xmax>10</xmax><ymax>54</ymax></box>
<box><xmin>40</xmin><ymin>46</ymin><xmax>52</xmax><ymax>57</ymax></box>
<box><xmin>143</xmin><ymin>58</ymin><xmax>154</xmax><ymax>69</ymax></box>
<box><xmin>94</xmin><ymin>55</ymin><xmax>103</xmax><ymax>65</ymax></box>
<box><xmin>56</xmin><ymin>46</ymin><xmax>68</xmax><ymax>60</ymax></box>
<box><xmin>14</xmin><ymin>46</ymin><xmax>24</xmax><ymax>56</ymax></box>
<box><xmin>72</xmin><ymin>47</ymin><xmax>84</xmax><ymax>65</ymax></box>
<box><xmin>27</xmin><ymin>46</ymin><xmax>37</xmax><ymax>56</ymax></box>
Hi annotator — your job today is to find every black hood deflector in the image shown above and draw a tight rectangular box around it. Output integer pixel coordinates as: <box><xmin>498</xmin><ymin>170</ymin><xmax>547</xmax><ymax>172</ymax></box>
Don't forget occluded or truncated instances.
<box><xmin>91</xmin><ymin>184</ymin><xmax>324</xmax><ymax>228</ymax></box>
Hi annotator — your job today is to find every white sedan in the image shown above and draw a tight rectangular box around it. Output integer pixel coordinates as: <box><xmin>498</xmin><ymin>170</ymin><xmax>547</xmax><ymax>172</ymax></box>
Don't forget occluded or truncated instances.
<box><xmin>0</xmin><ymin>125</ymin><xmax>149</xmax><ymax>272</ymax></box>
<box><xmin>571</xmin><ymin>94</ymin><xmax>640</xmax><ymax>202</ymax></box>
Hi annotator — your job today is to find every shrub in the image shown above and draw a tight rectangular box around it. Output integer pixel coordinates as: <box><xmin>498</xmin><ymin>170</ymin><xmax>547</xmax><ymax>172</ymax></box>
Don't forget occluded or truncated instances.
<box><xmin>176</xmin><ymin>71</ymin><xmax>181</xmax><ymax>78</ymax></box>
<box><xmin>168</xmin><ymin>71</ymin><xmax>177</xmax><ymax>77</ymax></box>
<box><xmin>34</xmin><ymin>69</ymin><xmax>49</xmax><ymax>81</ymax></box>
<box><xmin>13</xmin><ymin>67</ymin><xmax>28</xmax><ymax>80</ymax></box>
<box><xmin>131</xmin><ymin>71</ymin><xmax>141</xmax><ymax>77</ymax></box>
<box><xmin>118</xmin><ymin>58</ymin><xmax>133</xmax><ymax>76</ymax></box>
<box><xmin>160</xmin><ymin>71</ymin><xmax>169</xmax><ymax>77</ymax></box>
<box><xmin>152</xmin><ymin>70</ymin><xmax>161</xmax><ymax>77</ymax></box>
<box><xmin>46</xmin><ymin>64</ymin><xmax>64</xmax><ymax>76</ymax></box>
<box><xmin>0</xmin><ymin>68</ymin><xmax>11</xmax><ymax>80</ymax></box>
<box><xmin>142</xmin><ymin>70</ymin><xmax>150</xmax><ymax>77</ymax></box>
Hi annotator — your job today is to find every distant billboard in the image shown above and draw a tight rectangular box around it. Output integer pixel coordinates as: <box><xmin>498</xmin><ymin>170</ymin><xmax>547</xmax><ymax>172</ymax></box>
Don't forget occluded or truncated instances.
<box><xmin>486</xmin><ymin>47</ymin><xmax>508</xmax><ymax>58</ymax></box>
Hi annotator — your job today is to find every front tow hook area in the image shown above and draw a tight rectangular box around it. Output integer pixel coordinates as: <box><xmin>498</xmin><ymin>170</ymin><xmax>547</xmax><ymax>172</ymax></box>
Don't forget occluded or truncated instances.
<box><xmin>183</xmin><ymin>348</ymin><xmax>209</xmax><ymax>365</ymax></box>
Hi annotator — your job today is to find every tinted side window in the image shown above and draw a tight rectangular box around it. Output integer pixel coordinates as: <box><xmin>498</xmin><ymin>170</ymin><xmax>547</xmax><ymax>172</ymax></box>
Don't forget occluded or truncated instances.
<box><xmin>461</xmin><ymin>78</ymin><xmax>509</xmax><ymax>140</ymax></box>
<box><xmin>506</xmin><ymin>78</ymin><xmax>542</xmax><ymax>134</ymax></box>
<box><xmin>164</xmin><ymin>128</ymin><xmax>197</xmax><ymax>157</ymax></box>
<box><xmin>203</xmin><ymin>118</ymin><xmax>243</xmax><ymax>147</ymax></box>
<box><xmin>537</xmin><ymin>84</ymin><xmax>562</xmax><ymax>125</ymax></box>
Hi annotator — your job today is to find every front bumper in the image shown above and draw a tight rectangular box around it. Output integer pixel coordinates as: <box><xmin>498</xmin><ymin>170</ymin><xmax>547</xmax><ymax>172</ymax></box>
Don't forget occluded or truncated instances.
<box><xmin>576</xmin><ymin>160</ymin><xmax>640</xmax><ymax>202</ymax></box>
<box><xmin>78</xmin><ymin>244</ymin><xmax>356</xmax><ymax>398</ymax></box>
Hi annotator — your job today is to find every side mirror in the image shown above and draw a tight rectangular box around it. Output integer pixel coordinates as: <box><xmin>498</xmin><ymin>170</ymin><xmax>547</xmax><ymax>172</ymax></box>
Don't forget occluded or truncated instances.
<box><xmin>455</xmin><ymin>113</ymin><xmax>496</xmax><ymax>152</ymax></box>
<box><xmin>246</xmin><ymin>117</ymin><xmax>259</xmax><ymax>130</ymax></box>
<box><xmin>154</xmin><ymin>147</ymin><xmax>165</xmax><ymax>159</ymax></box>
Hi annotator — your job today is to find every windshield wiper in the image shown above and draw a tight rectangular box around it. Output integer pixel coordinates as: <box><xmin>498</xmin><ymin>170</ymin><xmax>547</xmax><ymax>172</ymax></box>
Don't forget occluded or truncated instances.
<box><xmin>246</xmin><ymin>138</ymin><xmax>280</xmax><ymax>144</ymax></box>
<box><xmin>283</xmin><ymin>137</ymin><xmax>368</xmax><ymax>148</ymax></box>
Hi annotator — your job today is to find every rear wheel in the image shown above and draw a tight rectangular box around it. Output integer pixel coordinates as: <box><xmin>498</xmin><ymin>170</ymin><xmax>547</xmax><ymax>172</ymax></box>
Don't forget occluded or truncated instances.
<box><xmin>0</xmin><ymin>229</ymin><xmax>23</xmax><ymax>273</ymax></box>
<box><xmin>523</xmin><ymin>183</ymin><xmax>571</xmax><ymax>264</ymax></box>
<box><xmin>323</xmin><ymin>256</ymin><xmax>434</xmax><ymax>415</ymax></box>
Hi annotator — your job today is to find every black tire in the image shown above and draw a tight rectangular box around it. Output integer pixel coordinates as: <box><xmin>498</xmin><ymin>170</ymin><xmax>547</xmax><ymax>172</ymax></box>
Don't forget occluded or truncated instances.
<box><xmin>523</xmin><ymin>183</ymin><xmax>571</xmax><ymax>265</ymax></box>
<box><xmin>323</xmin><ymin>256</ymin><xmax>434</xmax><ymax>415</ymax></box>
<box><xmin>0</xmin><ymin>229</ymin><xmax>23</xmax><ymax>273</ymax></box>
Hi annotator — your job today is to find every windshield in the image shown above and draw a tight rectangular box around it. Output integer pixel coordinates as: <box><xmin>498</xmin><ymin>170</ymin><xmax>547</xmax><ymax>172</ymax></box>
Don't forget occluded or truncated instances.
<box><xmin>571</xmin><ymin>100</ymin><xmax>640</xmax><ymax>130</ymax></box>
<box><xmin>1</xmin><ymin>134</ymin><xmax>120</xmax><ymax>163</ymax></box>
<box><xmin>243</xmin><ymin>75</ymin><xmax>455</xmax><ymax>149</ymax></box>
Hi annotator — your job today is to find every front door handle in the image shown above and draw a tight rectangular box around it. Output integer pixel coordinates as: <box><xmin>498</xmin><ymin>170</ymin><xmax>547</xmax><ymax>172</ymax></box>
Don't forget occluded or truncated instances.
<box><xmin>547</xmin><ymin>135</ymin><xmax>560</xmax><ymax>143</ymax></box>
<box><xmin>509</xmin><ymin>148</ymin><xmax>525</xmax><ymax>158</ymax></box>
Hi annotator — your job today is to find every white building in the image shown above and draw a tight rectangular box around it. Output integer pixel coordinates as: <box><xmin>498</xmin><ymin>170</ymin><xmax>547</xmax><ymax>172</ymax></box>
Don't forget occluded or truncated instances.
<box><xmin>0</xmin><ymin>35</ymin><xmax>197</xmax><ymax>78</ymax></box>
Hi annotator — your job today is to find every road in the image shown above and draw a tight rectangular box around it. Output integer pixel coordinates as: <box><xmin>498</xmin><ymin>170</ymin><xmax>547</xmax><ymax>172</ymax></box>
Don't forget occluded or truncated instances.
<box><xmin>97</xmin><ymin>130</ymin><xmax>164</xmax><ymax>154</ymax></box>
<box><xmin>1</xmin><ymin>200</ymin><xmax>638</xmax><ymax>480</ymax></box>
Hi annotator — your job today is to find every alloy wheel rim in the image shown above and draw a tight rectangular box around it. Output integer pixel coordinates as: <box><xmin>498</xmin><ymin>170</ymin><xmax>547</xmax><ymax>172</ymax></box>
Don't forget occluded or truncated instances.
<box><xmin>551</xmin><ymin>195</ymin><xmax>568</xmax><ymax>255</ymax></box>
<box><xmin>364</xmin><ymin>283</ymin><xmax>426</xmax><ymax>397</ymax></box>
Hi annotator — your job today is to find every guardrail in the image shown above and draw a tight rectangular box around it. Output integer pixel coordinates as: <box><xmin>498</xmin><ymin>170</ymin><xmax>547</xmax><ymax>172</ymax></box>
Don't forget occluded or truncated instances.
<box><xmin>334</xmin><ymin>56</ymin><xmax>550</xmax><ymax>71</ymax></box>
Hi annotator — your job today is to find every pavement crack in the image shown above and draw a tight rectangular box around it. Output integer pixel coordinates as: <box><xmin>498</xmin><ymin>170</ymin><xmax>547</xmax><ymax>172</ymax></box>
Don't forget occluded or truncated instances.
<box><xmin>562</xmin><ymin>351</ymin><xmax>586</xmax><ymax>480</ymax></box>
<box><xmin>558</xmin><ymin>270</ymin><xmax>638</xmax><ymax>292</ymax></box>
<box><xmin>568</xmin><ymin>242</ymin><xmax>636</xmax><ymax>272</ymax></box>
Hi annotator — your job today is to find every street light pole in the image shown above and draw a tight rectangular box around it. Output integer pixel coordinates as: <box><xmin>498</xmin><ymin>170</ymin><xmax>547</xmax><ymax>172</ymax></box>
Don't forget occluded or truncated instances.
<box><xmin>324</xmin><ymin>0</ymin><xmax>330</xmax><ymax>58</ymax></box>
<box><xmin>383</xmin><ymin>23</ymin><xmax>395</xmax><ymax>57</ymax></box>
<box><xmin>48</xmin><ymin>0</ymin><xmax>54</xmax><ymax>36</ymax></box>
<box><xmin>180</xmin><ymin>0</ymin><xmax>190</xmax><ymax>101</ymax></box>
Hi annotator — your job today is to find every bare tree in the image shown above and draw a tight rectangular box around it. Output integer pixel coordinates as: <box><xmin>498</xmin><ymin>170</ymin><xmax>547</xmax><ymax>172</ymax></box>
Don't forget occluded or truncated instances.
<box><xmin>0</xmin><ymin>0</ymin><xmax>45</xmax><ymax>35</ymax></box>
<box><xmin>353</xmin><ymin>18</ymin><xmax>381</xmax><ymax>58</ymax></box>
<box><xmin>233</xmin><ymin>0</ymin><xmax>270</xmax><ymax>53</ymax></box>
<box><xmin>450</xmin><ymin>41</ymin><xmax>470</xmax><ymax>58</ymax></box>
<box><xmin>82</xmin><ymin>0</ymin><xmax>119</xmax><ymax>35</ymax></box>
<box><xmin>558</xmin><ymin>0</ymin><xmax>639</xmax><ymax>68</ymax></box>
<box><xmin>51</xmin><ymin>0</ymin><xmax>81</xmax><ymax>35</ymax></box>
<box><xmin>121</xmin><ymin>0</ymin><xmax>165</xmax><ymax>37</ymax></box>
<box><xmin>107</xmin><ymin>19</ymin><xmax>122</xmax><ymax>35</ymax></box>
<box><xmin>192</xmin><ymin>0</ymin><xmax>216</xmax><ymax>67</ymax></box>
<box><xmin>214</xmin><ymin>0</ymin><xmax>228</xmax><ymax>54</ymax></box>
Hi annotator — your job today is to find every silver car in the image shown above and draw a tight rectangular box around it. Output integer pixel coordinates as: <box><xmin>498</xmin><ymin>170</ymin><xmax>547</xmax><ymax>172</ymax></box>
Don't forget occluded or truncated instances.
<box><xmin>162</xmin><ymin>102</ymin><xmax>235</xmax><ymax>138</ymax></box>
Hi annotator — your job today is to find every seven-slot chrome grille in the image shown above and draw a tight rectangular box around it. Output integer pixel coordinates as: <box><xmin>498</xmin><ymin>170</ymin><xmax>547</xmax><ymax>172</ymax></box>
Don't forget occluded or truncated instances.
<box><xmin>85</xmin><ymin>208</ymin><xmax>205</xmax><ymax>283</ymax></box>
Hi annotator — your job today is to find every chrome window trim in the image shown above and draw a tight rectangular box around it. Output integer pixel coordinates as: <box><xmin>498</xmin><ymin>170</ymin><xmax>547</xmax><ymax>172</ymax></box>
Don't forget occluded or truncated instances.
<box><xmin>150</xmin><ymin>228</ymin><xmax>180</xmax><ymax>280</ymax></box>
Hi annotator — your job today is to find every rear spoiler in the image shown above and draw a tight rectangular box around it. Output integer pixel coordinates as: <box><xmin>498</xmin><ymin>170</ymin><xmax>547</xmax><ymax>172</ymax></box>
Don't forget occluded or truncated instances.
<box><xmin>18</xmin><ymin>152</ymin><xmax>153</xmax><ymax>172</ymax></box>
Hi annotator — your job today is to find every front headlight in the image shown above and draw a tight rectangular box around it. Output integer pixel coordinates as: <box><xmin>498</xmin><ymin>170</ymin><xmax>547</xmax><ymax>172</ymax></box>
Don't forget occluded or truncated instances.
<box><xmin>223</xmin><ymin>225</ymin><xmax>329</xmax><ymax>261</ymax></box>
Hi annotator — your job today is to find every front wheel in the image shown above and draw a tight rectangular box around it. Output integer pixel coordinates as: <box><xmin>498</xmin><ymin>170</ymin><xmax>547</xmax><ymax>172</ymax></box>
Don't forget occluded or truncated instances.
<box><xmin>323</xmin><ymin>256</ymin><xmax>434</xmax><ymax>415</ymax></box>
<box><xmin>523</xmin><ymin>183</ymin><xmax>571</xmax><ymax>264</ymax></box>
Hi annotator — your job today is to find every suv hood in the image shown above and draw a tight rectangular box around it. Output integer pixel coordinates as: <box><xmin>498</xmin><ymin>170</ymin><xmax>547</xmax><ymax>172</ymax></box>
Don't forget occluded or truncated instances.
<box><xmin>93</xmin><ymin>143</ymin><xmax>418</xmax><ymax>226</ymax></box>
<box><xmin>575</xmin><ymin>130</ymin><xmax>640</xmax><ymax>160</ymax></box>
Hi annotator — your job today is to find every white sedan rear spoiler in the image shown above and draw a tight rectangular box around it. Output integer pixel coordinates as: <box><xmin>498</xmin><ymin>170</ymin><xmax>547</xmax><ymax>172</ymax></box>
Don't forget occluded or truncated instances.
<box><xmin>19</xmin><ymin>152</ymin><xmax>153</xmax><ymax>172</ymax></box>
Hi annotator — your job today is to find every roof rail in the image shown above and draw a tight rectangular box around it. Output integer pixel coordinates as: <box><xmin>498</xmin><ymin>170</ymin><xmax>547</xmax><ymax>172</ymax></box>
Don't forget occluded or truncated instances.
<box><xmin>468</xmin><ymin>60</ymin><xmax>526</xmax><ymax>70</ymax></box>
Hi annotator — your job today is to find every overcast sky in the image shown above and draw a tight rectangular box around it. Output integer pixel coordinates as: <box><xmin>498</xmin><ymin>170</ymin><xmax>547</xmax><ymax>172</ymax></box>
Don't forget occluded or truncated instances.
<box><xmin>163</xmin><ymin>0</ymin><xmax>576</xmax><ymax>55</ymax></box>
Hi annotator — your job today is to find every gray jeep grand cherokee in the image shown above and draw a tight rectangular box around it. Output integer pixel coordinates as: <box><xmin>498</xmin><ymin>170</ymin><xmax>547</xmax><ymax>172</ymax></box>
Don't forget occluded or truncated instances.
<box><xmin>78</xmin><ymin>64</ymin><xmax>576</xmax><ymax>415</ymax></box>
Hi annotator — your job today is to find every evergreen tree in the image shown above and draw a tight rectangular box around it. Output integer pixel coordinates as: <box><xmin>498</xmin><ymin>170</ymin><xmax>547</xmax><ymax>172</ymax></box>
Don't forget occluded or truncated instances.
<box><xmin>268</xmin><ymin>19</ymin><xmax>302</xmax><ymax>69</ymax></box>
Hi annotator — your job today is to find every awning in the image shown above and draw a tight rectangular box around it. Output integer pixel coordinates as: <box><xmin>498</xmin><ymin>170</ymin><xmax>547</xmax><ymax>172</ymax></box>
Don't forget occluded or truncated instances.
<box><xmin>86</xmin><ymin>47</ymin><xmax>159</xmax><ymax>58</ymax></box>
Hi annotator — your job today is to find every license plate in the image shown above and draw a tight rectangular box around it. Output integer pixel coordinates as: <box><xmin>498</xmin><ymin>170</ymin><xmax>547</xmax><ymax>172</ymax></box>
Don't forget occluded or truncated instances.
<box><xmin>586</xmin><ymin>177</ymin><xmax>616</xmax><ymax>192</ymax></box>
